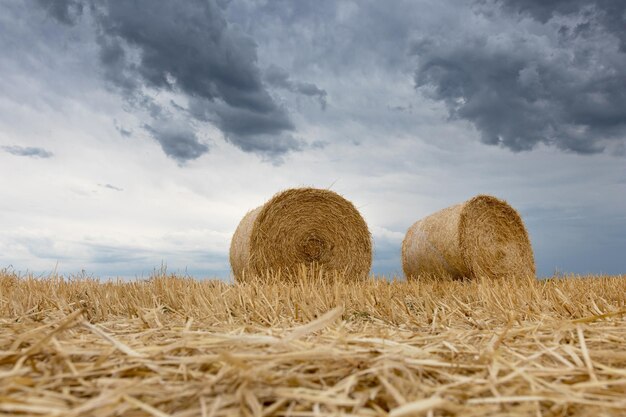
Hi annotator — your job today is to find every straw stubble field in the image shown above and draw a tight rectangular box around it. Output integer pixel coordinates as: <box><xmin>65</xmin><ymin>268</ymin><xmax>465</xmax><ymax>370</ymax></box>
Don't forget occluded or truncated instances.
<box><xmin>1</xmin><ymin>270</ymin><xmax>625</xmax><ymax>416</ymax></box>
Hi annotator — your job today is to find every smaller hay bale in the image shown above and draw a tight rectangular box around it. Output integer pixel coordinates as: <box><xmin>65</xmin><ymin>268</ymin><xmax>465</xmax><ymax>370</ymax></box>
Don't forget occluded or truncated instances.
<box><xmin>230</xmin><ymin>188</ymin><xmax>372</xmax><ymax>282</ymax></box>
<box><xmin>402</xmin><ymin>195</ymin><xmax>535</xmax><ymax>280</ymax></box>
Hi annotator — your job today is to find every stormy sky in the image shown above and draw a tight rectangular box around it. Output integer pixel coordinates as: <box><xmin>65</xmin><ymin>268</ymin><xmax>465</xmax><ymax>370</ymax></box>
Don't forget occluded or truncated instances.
<box><xmin>0</xmin><ymin>0</ymin><xmax>624</xmax><ymax>279</ymax></box>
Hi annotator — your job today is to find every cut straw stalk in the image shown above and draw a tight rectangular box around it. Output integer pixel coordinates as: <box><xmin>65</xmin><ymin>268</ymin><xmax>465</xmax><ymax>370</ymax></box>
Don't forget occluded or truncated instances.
<box><xmin>230</xmin><ymin>188</ymin><xmax>372</xmax><ymax>282</ymax></box>
<box><xmin>402</xmin><ymin>194</ymin><xmax>536</xmax><ymax>280</ymax></box>
<box><xmin>388</xmin><ymin>396</ymin><xmax>446</xmax><ymax>417</ymax></box>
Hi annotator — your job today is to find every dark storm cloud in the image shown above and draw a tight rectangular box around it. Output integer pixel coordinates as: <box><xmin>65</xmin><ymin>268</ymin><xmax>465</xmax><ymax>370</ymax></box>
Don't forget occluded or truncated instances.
<box><xmin>144</xmin><ymin>123</ymin><xmax>209</xmax><ymax>164</ymax></box>
<box><xmin>264</xmin><ymin>65</ymin><xmax>328</xmax><ymax>109</ymax></box>
<box><xmin>2</xmin><ymin>145</ymin><xmax>53</xmax><ymax>158</ymax></box>
<box><xmin>412</xmin><ymin>0</ymin><xmax>626</xmax><ymax>154</ymax></box>
<box><xmin>36</xmin><ymin>0</ymin><xmax>297</xmax><ymax>161</ymax></box>
<box><xmin>188</xmin><ymin>96</ymin><xmax>299</xmax><ymax>156</ymax></box>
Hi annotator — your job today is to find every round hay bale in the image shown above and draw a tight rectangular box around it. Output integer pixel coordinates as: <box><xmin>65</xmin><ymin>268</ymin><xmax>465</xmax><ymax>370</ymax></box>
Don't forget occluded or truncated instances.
<box><xmin>230</xmin><ymin>188</ymin><xmax>372</xmax><ymax>282</ymax></box>
<box><xmin>402</xmin><ymin>195</ymin><xmax>535</xmax><ymax>280</ymax></box>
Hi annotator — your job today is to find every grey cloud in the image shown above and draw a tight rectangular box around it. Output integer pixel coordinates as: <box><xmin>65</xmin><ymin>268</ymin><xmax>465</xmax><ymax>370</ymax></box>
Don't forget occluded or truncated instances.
<box><xmin>233</xmin><ymin>0</ymin><xmax>424</xmax><ymax>74</ymax></box>
<box><xmin>264</xmin><ymin>65</ymin><xmax>328</xmax><ymax>109</ymax></box>
<box><xmin>497</xmin><ymin>0</ymin><xmax>626</xmax><ymax>51</ymax></box>
<box><xmin>35</xmin><ymin>0</ymin><xmax>83</xmax><ymax>25</ymax></box>
<box><xmin>263</xmin><ymin>65</ymin><xmax>291</xmax><ymax>88</ymax></box>
<box><xmin>296</xmin><ymin>83</ymin><xmax>326</xmax><ymax>99</ymax></box>
<box><xmin>524</xmin><ymin>204</ymin><xmax>626</xmax><ymax>276</ymax></box>
<box><xmin>144</xmin><ymin>122</ymin><xmax>209</xmax><ymax>164</ymax></box>
<box><xmin>230</xmin><ymin>133</ymin><xmax>302</xmax><ymax>163</ymax></box>
<box><xmin>115</xmin><ymin>123</ymin><xmax>132</xmax><ymax>138</ymax></box>
<box><xmin>20</xmin><ymin>240</ymin><xmax>73</xmax><ymax>261</ymax></box>
<box><xmin>98</xmin><ymin>183</ymin><xmax>123</xmax><ymax>191</ymax></box>
<box><xmin>412</xmin><ymin>2</ymin><xmax>626</xmax><ymax>154</ymax></box>
<box><xmin>388</xmin><ymin>104</ymin><xmax>414</xmax><ymax>113</ymax></box>
<box><xmin>9</xmin><ymin>231</ymin><xmax>230</xmax><ymax>278</ymax></box>
<box><xmin>310</xmin><ymin>140</ymin><xmax>328</xmax><ymax>149</ymax></box>
<box><xmin>86</xmin><ymin>243</ymin><xmax>150</xmax><ymax>264</ymax></box>
<box><xmin>2</xmin><ymin>145</ymin><xmax>53</xmax><ymax>158</ymax></box>
<box><xmin>370</xmin><ymin>236</ymin><xmax>404</xmax><ymax>277</ymax></box>
<box><xmin>37</xmin><ymin>0</ymin><xmax>298</xmax><ymax>160</ymax></box>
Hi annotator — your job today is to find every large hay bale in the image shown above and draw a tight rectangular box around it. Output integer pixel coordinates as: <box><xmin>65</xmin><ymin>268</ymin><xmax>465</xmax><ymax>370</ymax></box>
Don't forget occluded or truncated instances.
<box><xmin>402</xmin><ymin>195</ymin><xmax>535</xmax><ymax>280</ymax></box>
<box><xmin>230</xmin><ymin>188</ymin><xmax>372</xmax><ymax>282</ymax></box>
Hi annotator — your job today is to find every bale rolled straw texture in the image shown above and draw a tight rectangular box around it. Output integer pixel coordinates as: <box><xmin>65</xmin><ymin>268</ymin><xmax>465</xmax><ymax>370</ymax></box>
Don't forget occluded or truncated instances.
<box><xmin>230</xmin><ymin>187</ymin><xmax>372</xmax><ymax>281</ymax></box>
<box><xmin>402</xmin><ymin>195</ymin><xmax>535</xmax><ymax>280</ymax></box>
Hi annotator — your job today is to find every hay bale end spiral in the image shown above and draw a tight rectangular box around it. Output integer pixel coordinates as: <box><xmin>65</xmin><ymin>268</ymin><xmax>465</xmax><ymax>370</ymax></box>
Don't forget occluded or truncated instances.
<box><xmin>230</xmin><ymin>188</ymin><xmax>372</xmax><ymax>282</ymax></box>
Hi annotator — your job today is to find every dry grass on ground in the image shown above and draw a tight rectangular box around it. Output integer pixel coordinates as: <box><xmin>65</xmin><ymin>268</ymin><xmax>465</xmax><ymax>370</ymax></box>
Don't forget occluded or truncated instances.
<box><xmin>1</xmin><ymin>269</ymin><xmax>625</xmax><ymax>416</ymax></box>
